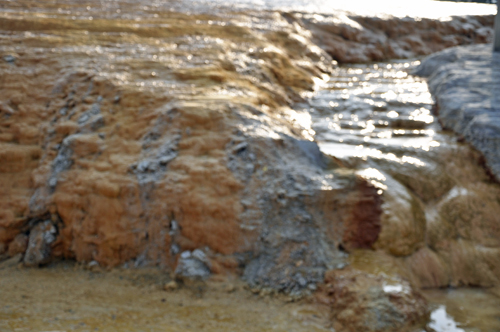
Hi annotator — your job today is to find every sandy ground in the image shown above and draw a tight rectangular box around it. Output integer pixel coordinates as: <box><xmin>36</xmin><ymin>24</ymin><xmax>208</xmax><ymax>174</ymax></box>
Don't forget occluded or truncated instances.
<box><xmin>0</xmin><ymin>262</ymin><xmax>333</xmax><ymax>332</ymax></box>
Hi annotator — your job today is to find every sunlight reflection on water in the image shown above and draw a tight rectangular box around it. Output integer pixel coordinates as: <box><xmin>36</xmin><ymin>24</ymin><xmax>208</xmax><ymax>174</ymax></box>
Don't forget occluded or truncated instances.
<box><xmin>423</xmin><ymin>288</ymin><xmax>500</xmax><ymax>332</ymax></box>
<box><xmin>176</xmin><ymin>0</ymin><xmax>495</xmax><ymax>18</ymax></box>
<box><xmin>309</xmin><ymin>60</ymin><xmax>500</xmax><ymax>332</ymax></box>
<box><xmin>430</xmin><ymin>306</ymin><xmax>466</xmax><ymax>332</ymax></box>
<box><xmin>308</xmin><ymin>60</ymin><xmax>438</xmax><ymax>173</ymax></box>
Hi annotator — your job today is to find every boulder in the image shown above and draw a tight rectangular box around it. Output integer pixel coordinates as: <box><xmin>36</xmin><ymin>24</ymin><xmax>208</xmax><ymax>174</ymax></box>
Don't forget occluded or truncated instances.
<box><xmin>24</xmin><ymin>221</ymin><xmax>57</xmax><ymax>267</ymax></box>
<box><xmin>322</xmin><ymin>268</ymin><xmax>429</xmax><ymax>332</ymax></box>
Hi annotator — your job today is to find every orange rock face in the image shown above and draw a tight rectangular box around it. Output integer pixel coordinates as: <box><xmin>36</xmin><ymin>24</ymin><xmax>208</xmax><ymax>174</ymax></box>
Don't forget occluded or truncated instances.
<box><xmin>0</xmin><ymin>1</ymin><xmax>498</xmax><ymax>318</ymax></box>
<box><xmin>0</xmin><ymin>1</ymin><xmax>363</xmax><ymax>278</ymax></box>
<box><xmin>4</xmin><ymin>2</ymin><xmax>500</xmax><ymax>331</ymax></box>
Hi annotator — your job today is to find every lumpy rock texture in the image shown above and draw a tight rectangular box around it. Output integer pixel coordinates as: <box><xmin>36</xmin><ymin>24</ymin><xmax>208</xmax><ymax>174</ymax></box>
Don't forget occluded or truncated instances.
<box><xmin>1</xmin><ymin>5</ymin><xmax>499</xmax><ymax>331</ymax></box>
<box><xmin>298</xmin><ymin>13</ymin><xmax>494</xmax><ymax>63</ymax></box>
<box><xmin>319</xmin><ymin>268</ymin><xmax>429</xmax><ymax>332</ymax></box>
<box><xmin>415</xmin><ymin>44</ymin><xmax>500</xmax><ymax>181</ymax></box>
<box><xmin>0</xmin><ymin>1</ymin><xmax>386</xmax><ymax>295</ymax></box>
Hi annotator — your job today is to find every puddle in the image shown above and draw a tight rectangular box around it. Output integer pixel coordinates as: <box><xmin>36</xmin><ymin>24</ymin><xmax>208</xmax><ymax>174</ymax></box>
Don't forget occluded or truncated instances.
<box><xmin>424</xmin><ymin>288</ymin><xmax>500</xmax><ymax>332</ymax></box>
<box><xmin>429</xmin><ymin>306</ymin><xmax>466</xmax><ymax>332</ymax></box>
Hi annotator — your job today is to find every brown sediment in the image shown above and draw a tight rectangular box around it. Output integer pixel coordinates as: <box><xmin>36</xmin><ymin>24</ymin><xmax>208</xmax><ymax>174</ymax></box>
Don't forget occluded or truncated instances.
<box><xmin>0</xmin><ymin>262</ymin><xmax>334</xmax><ymax>332</ymax></box>
<box><xmin>433</xmin><ymin>103</ymin><xmax>500</xmax><ymax>185</ymax></box>
<box><xmin>474</xmin><ymin>147</ymin><xmax>499</xmax><ymax>184</ymax></box>
<box><xmin>0</xmin><ymin>1</ymin><xmax>496</xmax><ymax>276</ymax></box>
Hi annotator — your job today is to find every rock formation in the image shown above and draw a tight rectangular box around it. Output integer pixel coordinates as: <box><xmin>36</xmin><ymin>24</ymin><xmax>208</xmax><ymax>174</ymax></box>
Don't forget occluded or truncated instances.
<box><xmin>319</xmin><ymin>268</ymin><xmax>429</xmax><ymax>332</ymax></box>
<box><xmin>0</xmin><ymin>2</ymin><xmax>378</xmax><ymax>291</ymax></box>
<box><xmin>415</xmin><ymin>43</ymin><xmax>500</xmax><ymax>181</ymax></box>
<box><xmin>298</xmin><ymin>13</ymin><xmax>494</xmax><ymax>63</ymax></box>
<box><xmin>1</xmin><ymin>0</ymin><xmax>500</xmax><ymax>330</ymax></box>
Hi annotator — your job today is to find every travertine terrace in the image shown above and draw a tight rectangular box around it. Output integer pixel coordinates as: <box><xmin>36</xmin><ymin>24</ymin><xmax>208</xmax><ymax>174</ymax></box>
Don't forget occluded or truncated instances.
<box><xmin>1</xmin><ymin>1</ymin><xmax>500</xmax><ymax>331</ymax></box>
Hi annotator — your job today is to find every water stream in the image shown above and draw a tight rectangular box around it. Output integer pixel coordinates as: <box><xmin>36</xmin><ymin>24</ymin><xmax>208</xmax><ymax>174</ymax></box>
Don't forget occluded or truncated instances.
<box><xmin>310</xmin><ymin>60</ymin><xmax>436</xmax><ymax>170</ymax></box>
<box><xmin>301</xmin><ymin>60</ymin><xmax>500</xmax><ymax>332</ymax></box>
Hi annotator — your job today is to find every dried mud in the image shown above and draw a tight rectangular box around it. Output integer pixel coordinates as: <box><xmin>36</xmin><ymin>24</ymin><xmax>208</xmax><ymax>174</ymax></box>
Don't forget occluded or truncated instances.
<box><xmin>0</xmin><ymin>262</ymin><xmax>333</xmax><ymax>332</ymax></box>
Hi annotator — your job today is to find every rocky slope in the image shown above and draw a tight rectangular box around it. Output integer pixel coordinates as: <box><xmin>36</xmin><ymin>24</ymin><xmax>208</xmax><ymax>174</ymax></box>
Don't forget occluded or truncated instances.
<box><xmin>297</xmin><ymin>13</ymin><xmax>494</xmax><ymax>63</ymax></box>
<box><xmin>0</xmin><ymin>1</ymin><xmax>499</xmax><ymax>331</ymax></box>
<box><xmin>415</xmin><ymin>43</ymin><xmax>500</xmax><ymax>180</ymax></box>
<box><xmin>0</xmin><ymin>0</ymin><xmax>390</xmax><ymax>295</ymax></box>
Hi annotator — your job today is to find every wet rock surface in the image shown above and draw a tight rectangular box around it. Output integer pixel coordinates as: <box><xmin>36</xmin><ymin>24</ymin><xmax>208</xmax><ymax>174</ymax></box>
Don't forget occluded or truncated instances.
<box><xmin>0</xmin><ymin>0</ymin><xmax>499</xmax><ymax>331</ymax></box>
<box><xmin>0</xmin><ymin>0</ymin><xmax>361</xmax><ymax>292</ymax></box>
<box><xmin>308</xmin><ymin>59</ymin><xmax>500</xmax><ymax>292</ymax></box>
<box><xmin>416</xmin><ymin>43</ymin><xmax>500</xmax><ymax>181</ymax></box>
<box><xmin>234</xmin><ymin>133</ymin><xmax>382</xmax><ymax>294</ymax></box>
<box><xmin>297</xmin><ymin>13</ymin><xmax>495</xmax><ymax>63</ymax></box>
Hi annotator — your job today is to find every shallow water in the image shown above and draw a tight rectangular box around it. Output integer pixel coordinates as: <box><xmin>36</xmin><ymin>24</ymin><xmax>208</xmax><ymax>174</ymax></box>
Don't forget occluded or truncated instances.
<box><xmin>305</xmin><ymin>60</ymin><xmax>500</xmax><ymax>332</ymax></box>
<box><xmin>307</xmin><ymin>59</ymin><xmax>446</xmax><ymax>192</ymax></box>
<box><xmin>424</xmin><ymin>288</ymin><xmax>500</xmax><ymax>332</ymax></box>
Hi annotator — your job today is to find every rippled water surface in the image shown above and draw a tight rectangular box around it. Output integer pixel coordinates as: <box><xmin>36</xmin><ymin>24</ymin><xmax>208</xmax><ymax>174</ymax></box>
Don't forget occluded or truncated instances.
<box><xmin>326</xmin><ymin>63</ymin><xmax>445</xmax><ymax>159</ymax></box>
<box><xmin>301</xmin><ymin>60</ymin><xmax>450</xmax><ymax>197</ymax></box>
<box><xmin>311</xmin><ymin>61</ymin><xmax>436</xmax><ymax>170</ymax></box>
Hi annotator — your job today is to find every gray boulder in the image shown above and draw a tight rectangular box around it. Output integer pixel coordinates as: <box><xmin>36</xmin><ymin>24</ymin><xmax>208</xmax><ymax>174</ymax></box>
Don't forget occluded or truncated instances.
<box><xmin>174</xmin><ymin>249</ymin><xmax>211</xmax><ymax>280</ymax></box>
<box><xmin>415</xmin><ymin>44</ymin><xmax>500</xmax><ymax>180</ymax></box>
